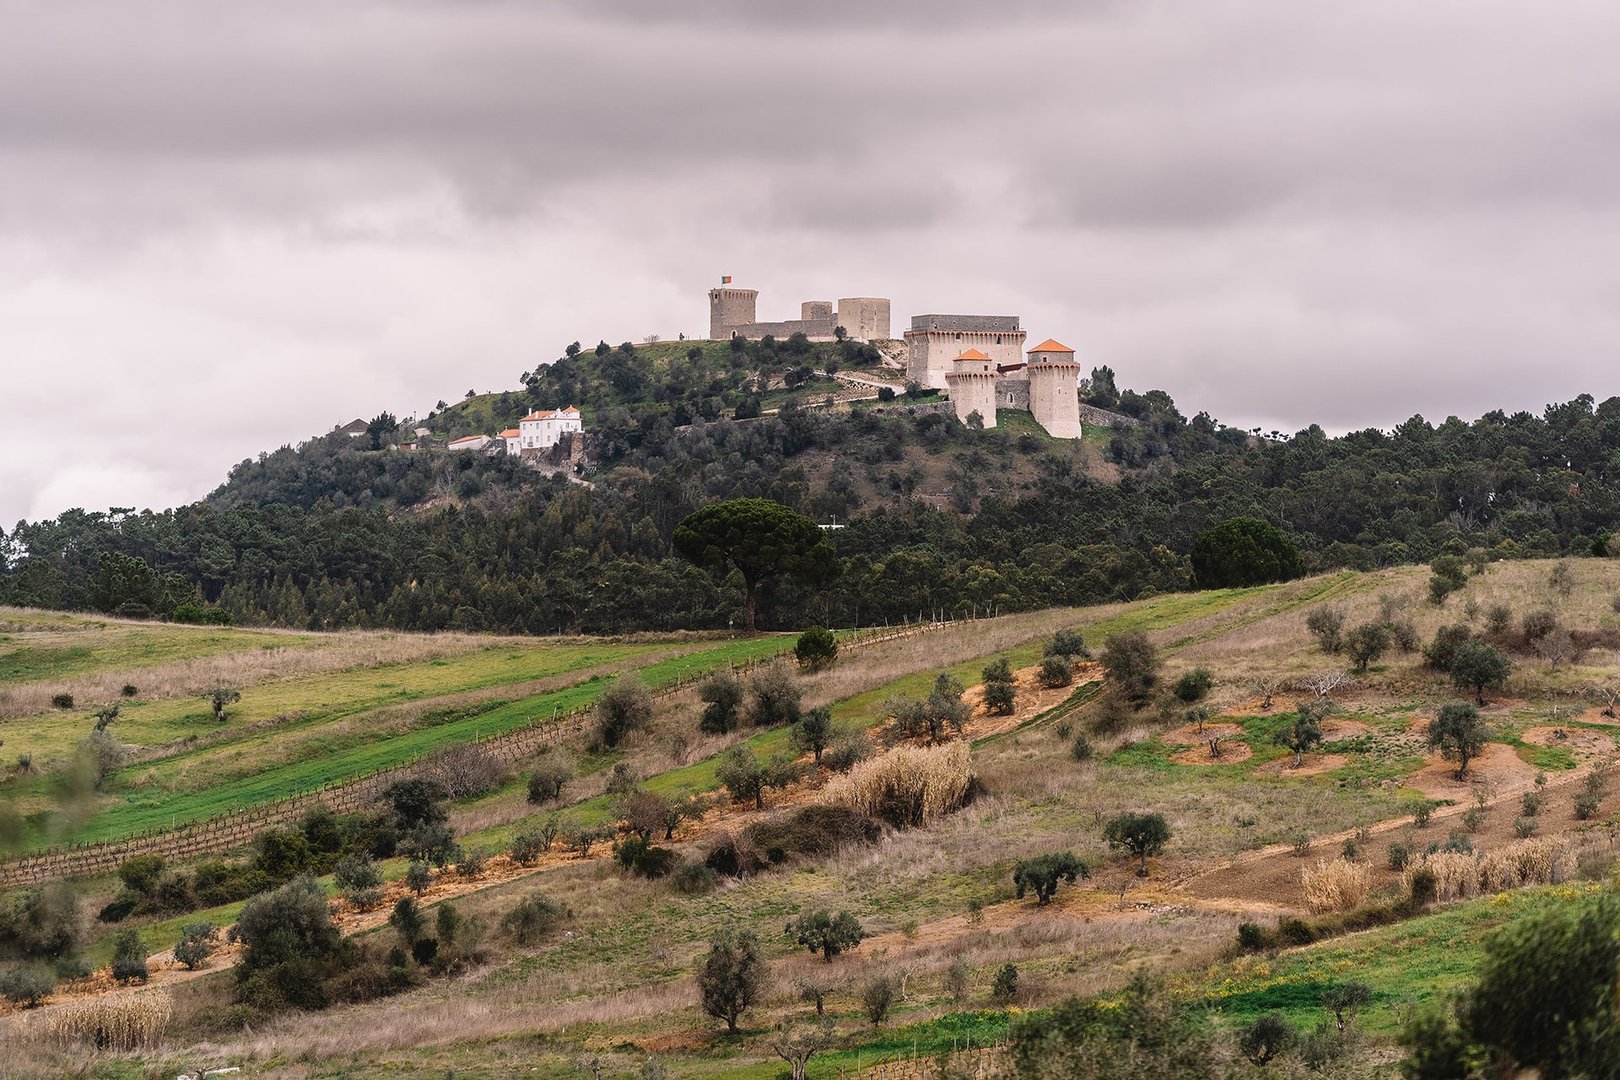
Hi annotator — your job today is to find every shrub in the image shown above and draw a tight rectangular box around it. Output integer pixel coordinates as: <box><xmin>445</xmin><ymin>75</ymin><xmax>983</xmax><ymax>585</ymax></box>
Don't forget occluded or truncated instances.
<box><xmin>884</xmin><ymin>673</ymin><xmax>969</xmax><ymax>743</ymax></box>
<box><xmin>1424</xmin><ymin>624</ymin><xmax>1474</xmax><ymax>670</ymax></box>
<box><xmin>1240</xmin><ymin>1013</ymin><xmax>1299</xmax><ymax>1067</ymax></box>
<box><xmin>787</xmin><ymin>909</ymin><xmax>865</xmax><ymax>961</ymax></box>
<box><xmin>501</xmin><ymin>894</ymin><xmax>568</xmax><ymax>946</ymax></box>
<box><xmin>604</xmin><ymin>761</ymin><xmax>640</xmax><ymax>797</ymax></box>
<box><xmin>120</xmin><ymin>684</ymin><xmax>138</xmax><ymax>697</ymax></box>
<box><xmin>790</xmin><ymin>707</ymin><xmax>834</xmax><ymax>765</ymax></box>
<box><xmin>1387</xmin><ymin>841</ymin><xmax>1414</xmax><ymax>871</ymax></box>
<box><xmin>1462</xmin><ymin>806</ymin><xmax>1486</xmax><ymax>832</ymax></box>
<box><xmin>614</xmin><ymin>835</ymin><xmax>678</xmax><ymax>879</ymax></box>
<box><xmin>1173</xmin><ymin>668</ymin><xmax>1214</xmax><ymax>704</ymax></box>
<box><xmin>1037</xmin><ymin>656</ymin><xmax>1074</xmax><ymax>689</ymax></box>
<box><xmin>669</xmin><ymin>859</ymin><xmax>720</xmax><ymax>895</ymax></box>
<box><xmin>50</xmin><ymin>693</ymin><xmax>74</xmax><ymax>710</ymax></box>
<box><xmin>423</xmin><ymin>743</ymin><xmax>511</xmax><ymax>800</ymax></box>
<box><xmin>1576</xmin><ymin>791</ymin><xmax>1602</xmax><ymax>820</ymax></box>
<box><xmin>1514</xmin><ymin>816</ymin><xmax>1540</xmax><ymax>839</ymax></box>
<box><xmin>1521</xmin><ymin>790</ymin><xmax>1544</xmax><ymax>817</ymax></box>
<box><xmin>173</xmin><ymin>923</ymin><xmax>218</xmax><ymax>970</ymax></box>
<box><xmin>818</xmin><ymin>742</ymin><xmax>974</xmax><ymax>828</ymax></box>
<box><xmin>1344</xmin><ymin>622</ymin><xmax>1391</xmax><ymax>673</ymax></box>
<box><xmin>509</xmin><ymin>828</ymin><xmax>552</xmax><ymax>866</ymax></box>
<box><xmin>1070</xmin><ymin>734</ymin><xmax>1094</xmax><ymax>762</ymax></box>
<box><xmin>232</xmin><ymin>876</ymin><xmax>342</xmax><ymax>1010</ymax></box>
<box><xmin>698</xmin><ymin>671</ymin><xmax>744</xmax><ymax>735</ymax></box>
<box><xmin>1306</xmin><ymin>606</ymin><xmax>1347</xmax><ymax>653</ymax></box>
<box><xmin>1522</xmin><ymin>608</ymin><xmax>1560</xmax><ymax>643</ymax></box>
<box><xmin>1237</xmin><ymin>922</ymin><xmax>1269</xmax><ymax>952</ymax></box>
<box><xmin>526</xmin><ymin>757</ymin><xmax>572</xmax><ymax>804</ymax></box>
<box><xmin>716</xmin><ymin>746</ymin><xmax>796</xmax><ymax>810</ymax></box>
<box><xmin>334</xmin><ymin>854</ymin><xmax>383</xmax><ymax>910</ymax></box>
<box><xmin>594</xmin><ymin>674</ymin><xmax>653</xmax><ymax>748</ymax></box>
<box><xmin>97</xmin><ymin>894</ymin><xmax>139</xmax><ymax>924</ymax></box>
<box><xmin>405</xmin><ymin>860</ymin><xmax>432</xmax><ymax>896</ymax></box>
<box><xmin>1099</xmin><ymin>630</ymin><xmax>1159</xmax><ymax>704</ymax></box>
<box><xmin>207</xmin><ymin>686</ymin><xmax>241</xmax><ymax>722</ymax></box>
<box><xmin>981</xmin><ymin>657</ymin><xmax>1017</xmax><ymax>715</ymax></box>
<box><xmin>1411</xmin><ymin>801</ymin><xmax>1434</xmax><ymax>828</ymax></box>
<box><xmin>822</xmin><ymin>731</ymin><xmax>872</xmax><ymax>773</ymax></box>
<box><xmin>455</xmin><ymin>848</ymin><xmax>487</xmax><ymax>880</ymax></box>
<box><xmin>991</xmin><ymin>963</ymin><xmax>1020</xmax><ymax>1004</ymax></box>
<box><xmin>0</xmin><ymin>965</ymin><xmax>56</xmax><ymax>1006</ymax></box>
<box><xmin>1278</xmin><ymin>918</ymin><xmax>1318</xmax><ymax>946</ymax></box>
<box><xmin>1302</xmin><ymin>858</ymin><xmax>1373</xmax><ymax>913</ymax></box>
<box><xmin>1408</xmin><ymin>866</ymin><xmax>1438</xmax><ymax>907</ymax></box>
<box><xmin>1045</xmin><ymin>629</ymin><xmax>1089</xmax><ymax>660</ymax></box>
<box><xmin>118</xmin><ymin>853</ymin><xmax>167</xmax><ymax>897</ymax></box>
<box><xmin>1013</xmin><ymin>852</ymin><xmax>1090</xmax><ymax>904</ymax></box>
<box><xmin>1486</xmin><ymin>603</ymin><xmax>1514</xmax><ymax>634</ymax></box>
<box><xmin>794</xmin><ymin>626</ymin><xmax>838</xmax><ymax>671</ymax></box>
<box><xmin>862</xmin><ymin>975</ymin><xmax>895</xmax><ymax>1025</ymax></box>
<box><xmin>747</xmin><ymin>663</ymin><xmax>802</xmax><ymax>728</ymax></box>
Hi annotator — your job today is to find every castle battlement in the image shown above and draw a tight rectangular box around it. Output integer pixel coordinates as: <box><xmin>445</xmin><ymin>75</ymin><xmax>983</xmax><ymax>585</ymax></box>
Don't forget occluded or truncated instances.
<box><xmin>707</xmin><ymin>281</ymin><xmax>890</xmax><ymax>343</ymax></box>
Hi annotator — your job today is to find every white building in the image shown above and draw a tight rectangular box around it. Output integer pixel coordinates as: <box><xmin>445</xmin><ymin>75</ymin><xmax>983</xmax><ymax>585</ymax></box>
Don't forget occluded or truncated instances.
<box><xmin>499</xmin><ymin>427</ymin><xmax>522</xmax><ymax>454</ymax></box>
<box><xmin>518</xmin><ymin>406</ymin><xmax>583</xmax><ymax>450</ymax></box>
<box><xmin>447</xmin><ymin>434</ymin><xmax>492</xmax><ymax>452</ymax></box>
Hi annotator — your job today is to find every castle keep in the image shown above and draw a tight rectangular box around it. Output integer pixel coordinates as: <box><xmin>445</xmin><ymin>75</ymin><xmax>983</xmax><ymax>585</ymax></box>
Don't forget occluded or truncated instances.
<box><xmin>708</xmin><ymin>285</ymin><xmax>890</xmax><ymax>343</ymax></box>
<box><xmin>905</xmin><ymin>314</ymin><xmax>1026</xmax><ymax>390</ymax></box>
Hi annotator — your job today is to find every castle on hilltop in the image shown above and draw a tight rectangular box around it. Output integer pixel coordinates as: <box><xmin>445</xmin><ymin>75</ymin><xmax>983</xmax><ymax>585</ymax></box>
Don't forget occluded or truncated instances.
<box><xmin>708</xmin><ymin>283</ymin><xmax>890</xmax><ymax>342</ymax></box>
<box><xmin>705</xmin><ymin>282</ymin><xmax>1085</xmax><ymax>440</ymax></box>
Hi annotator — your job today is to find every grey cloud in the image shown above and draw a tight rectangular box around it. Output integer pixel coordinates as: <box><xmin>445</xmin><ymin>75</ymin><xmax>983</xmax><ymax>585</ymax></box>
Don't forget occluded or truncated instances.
<box><xmin>3</xmin><ymin>1</ymin><xmax>1620</xmax><ymax>525</ymax></box>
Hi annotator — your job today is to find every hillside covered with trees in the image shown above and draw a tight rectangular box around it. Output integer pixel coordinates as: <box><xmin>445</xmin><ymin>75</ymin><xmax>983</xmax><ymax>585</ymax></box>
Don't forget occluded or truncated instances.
<box><xmin>2</xmin><ymin>329</ymin><xmax>1618</xmax><ymax>634</ymax></box>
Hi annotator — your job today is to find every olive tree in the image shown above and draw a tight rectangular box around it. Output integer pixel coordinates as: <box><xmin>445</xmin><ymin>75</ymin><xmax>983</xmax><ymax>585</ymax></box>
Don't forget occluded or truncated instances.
<box><xmin>1012</xmin><ymin>852</ymin><xmax>1090</xmax><ymax>905</ymax></box>
<box><xmin>697</xmin><ymin>928</ymin><xmax>767</xmax><ymax>1033</ymax></box>
<box><xmin>1104</xmin><ymin>811</ymin><xmax>1171</xmax><ymax>876</ymax></box>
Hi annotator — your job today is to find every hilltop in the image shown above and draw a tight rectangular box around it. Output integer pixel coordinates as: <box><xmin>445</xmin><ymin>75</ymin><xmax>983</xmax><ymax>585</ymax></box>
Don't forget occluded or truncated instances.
<box><xmin>3</xmin><ymin>558</ymin><xmax>1620</xmax><ymax>1076</ymax></box>
<box><xmin>2</xmin><ymin>316</ymin><xmax>1618</xmax><ymax>638</ymax></box>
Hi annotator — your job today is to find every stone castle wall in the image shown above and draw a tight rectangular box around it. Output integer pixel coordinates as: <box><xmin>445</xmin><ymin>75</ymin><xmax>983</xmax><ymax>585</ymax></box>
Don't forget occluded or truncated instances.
<box><xmin>905</xmin><ymin>328</ymin><xmax>1027</xmax><ymax>389</ymax></box>
<box><xmin>909</xmin><ymin>314</ymin><xmax>1021</xmax><ymax>333</ymax></box>
<box><xmin>709</xmin><ymin>288</ymin><xmax>758</xmax><ymax>340</ymax></box>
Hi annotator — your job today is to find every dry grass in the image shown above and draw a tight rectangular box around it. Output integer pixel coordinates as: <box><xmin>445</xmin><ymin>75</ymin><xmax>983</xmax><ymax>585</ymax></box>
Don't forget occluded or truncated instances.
<box><xmin>0</xmin><ymin>631</ymin><xmax>498</xmax><ymax>721</ymax></box>
<box><xmin>43</xmin><ymin>991</ymin><xmax>171</xmax><ymax>1050</ymax></box>
<box><xmin>819</xmin><ymin>741</ymin><xmax>974</xmax><ymax>823</ymax></box>
<box><xmin>1402</xmin><ymin>836</ymin><xmax>1576</xmax><ymax>902</ymax></box>
<box><xmin>1301</xmin><ymin>857</ymin><xmax>1373</xmax><ymax>913</ymax></box>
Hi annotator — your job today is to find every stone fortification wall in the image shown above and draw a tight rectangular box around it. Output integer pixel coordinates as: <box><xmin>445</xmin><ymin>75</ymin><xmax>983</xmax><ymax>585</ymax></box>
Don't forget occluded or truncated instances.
<box><xmin>997</xmin><ymin>376</ymin><xmax>1030</xmax><ymax>410</ymax></box>
<box><xmin>734</xmin><ymin>318</ymin><xmax>837</xmax><ymax>341</ymax></box>
<box><xmin>909</xmin><ymin>313</ymin><xmax>1021</xmax><ymax>333</ymax></box>
<box><xmin>905</xmin><ymin>327</ymin><xmax>1028</xmax><ymax>389</ymax></box>
<box><xmin>1078</xmin><ymin>402</ymin><xmax>1142</xmax><ymax>429</ymax></box>
<box><xmin>802</xmin><ymin>300</ymin><xmax>834</xmax><ymax>321</ymax></box>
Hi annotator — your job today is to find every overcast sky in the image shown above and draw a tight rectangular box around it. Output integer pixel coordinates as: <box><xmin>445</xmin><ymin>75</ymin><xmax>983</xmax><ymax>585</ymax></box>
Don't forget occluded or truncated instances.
<box><xmin>4</xmin><ymin>0</ymin><xmax>1620</xmax><ymax>527</ymax></box>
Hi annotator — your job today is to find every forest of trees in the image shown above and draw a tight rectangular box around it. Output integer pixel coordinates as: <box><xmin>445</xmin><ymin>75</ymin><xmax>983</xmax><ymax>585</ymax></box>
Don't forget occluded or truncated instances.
<box><xmin>3</xmin><ymin>332</ymin><xmax>1618</xmax><ymax>635</ymax></box>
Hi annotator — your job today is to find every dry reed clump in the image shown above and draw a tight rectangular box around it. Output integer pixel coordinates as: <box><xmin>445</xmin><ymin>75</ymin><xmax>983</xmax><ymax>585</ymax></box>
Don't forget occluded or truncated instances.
<box><xmin>818</xmin><ymin>742</ymin><xmax>974</xmax><ymax>826</ymax></box>
<box><xmin>1401</xmin><ymin>836</ymin><xmax>1575</xmax><ymax>903</ymax></box>
<box><xmin>1477</xmin><ymin>835</ymin><xmax>1576</xmax><ymax>892</ymax></box>
<box><xmin>1402</xmin><ymin>851</ymin><xmax>1481</xmax><ymax>903</ymax></box>
<box><xmin>46</xmin><ymin>991</ymin><xmax>171</xmax><ymax>1050</ymax></box>
<box><xmin>1301</xmin><ymin>857</ymin><xmax>1373</xmax><ymax>913</ymax></box>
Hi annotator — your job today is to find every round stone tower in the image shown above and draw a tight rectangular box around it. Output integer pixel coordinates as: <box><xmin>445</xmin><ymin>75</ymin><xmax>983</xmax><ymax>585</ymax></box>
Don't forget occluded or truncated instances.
<box><xmin>1026</xmin><ymin>339</ymin><xmax>1082</xmax><ymax>439</ymax></box>
<box><xmin>944</xmin><ymin>348</ymin><xmax>999</xmax><ymax>429</ymax></box>
<box><xmin>709</xmin><ymin>286</ymin><xmax>758</xmax><ymax>340</ymax></box>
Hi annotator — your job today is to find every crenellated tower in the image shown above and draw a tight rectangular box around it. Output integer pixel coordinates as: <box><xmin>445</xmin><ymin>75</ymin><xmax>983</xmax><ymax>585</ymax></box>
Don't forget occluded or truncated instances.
<box><xmin>944</xmin><ymin>348</ymin><xmax>999</xmax><ymax>429</ymax></box>
<box><xmin>709</xmin><ymin>286</ymin><xmax>759</xmax><ymax>339</ymax></box>
<box><xmin>1026</xmin><ymin>339</ymin><xmax>1082</xmax><ymax>439</ymax></box>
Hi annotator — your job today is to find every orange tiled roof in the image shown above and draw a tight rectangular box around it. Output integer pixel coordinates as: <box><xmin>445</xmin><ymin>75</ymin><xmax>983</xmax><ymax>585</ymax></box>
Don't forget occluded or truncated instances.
<box><xmin>498</xmin><ymin>428</ymin><xmax>520</xmax><ymax>438</ymax></box>
<box><xmin>954</xmin><ymin>348</ymin><xmax>991</xmax><ymax>362</ymax></box>
<box><xmin>448</xmin><ymin>435</ymin><xmax>486</xmax><ymax>445</ymax></box>
<box><xmin>1027</xmin><ymin>339</ymin><xmax>1073</xmax><ymax>353</ymax></box>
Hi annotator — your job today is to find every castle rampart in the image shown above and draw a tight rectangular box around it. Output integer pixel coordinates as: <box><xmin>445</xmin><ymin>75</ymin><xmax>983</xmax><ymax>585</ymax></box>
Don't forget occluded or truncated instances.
<box><xmin>708</xmin><ymin>283</ymin><xmax>890</xmax><ymax>343</ymax></box>
<box><xmin>905</xmin><ymin>315</ymin><xmax>1027</xmax><ymax>389</ymax></box>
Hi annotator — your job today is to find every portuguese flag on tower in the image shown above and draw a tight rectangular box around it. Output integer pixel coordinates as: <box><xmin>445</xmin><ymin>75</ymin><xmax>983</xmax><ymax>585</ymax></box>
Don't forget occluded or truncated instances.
<box><xmin>721</xmin><ymin>275</ymin><xmax>732</xmax><ymax>284</ymax></box>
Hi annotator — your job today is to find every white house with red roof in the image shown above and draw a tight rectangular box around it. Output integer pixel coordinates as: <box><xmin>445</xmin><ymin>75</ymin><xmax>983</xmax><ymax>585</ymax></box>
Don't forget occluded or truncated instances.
<box><xmin>447</xmin><ymin>434</ymin><xmax>492</xmax><ymax>452</ymax></box>
<box><xmin>518</xmin><ymin>406</ymin><xmax>583</xmax><ymax>450</ymax></box>
<box><xmin>499</xmin><ymin>427</ymin><xmax>522</xmax><ymax>454</ymax></box>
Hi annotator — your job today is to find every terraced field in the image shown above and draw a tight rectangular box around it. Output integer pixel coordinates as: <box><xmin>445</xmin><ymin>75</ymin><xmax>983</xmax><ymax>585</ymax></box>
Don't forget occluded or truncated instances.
<box><xmin>4</xmin><ymin>558</ymin><xmax>1620</xmax><ymax>1078</ymax></box>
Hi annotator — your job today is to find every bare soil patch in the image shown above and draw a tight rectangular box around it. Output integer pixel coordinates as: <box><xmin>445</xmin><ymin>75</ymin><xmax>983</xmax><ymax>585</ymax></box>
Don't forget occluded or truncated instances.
<box><xmin>1253</xmin><ymin>753</ymin><xmax>1352</xmax><ymax>778</ymax></box>
<box><xmin>1321</xmin><ymin>719</ymin><xmax>1372</xmax><ymax>739</ymax></box>
<box><xmin>1170</xmin><ymin>741</ymin><xmax>1254</xmax><ymax>766</ymax></box>
<box><xmin>1407</xmin><ymin>743</ymin><xmax>1542</xmax><ymax>801</ymax></box>
<box><xmin>1523</xmin><ymin>725</ymin><xmax>1616</xmax><ymax>757</ymax></box>
<box><xmin>1163</xmin><ymin>722</ymin><xmax>1245</xmax><ymax>745</ymax></box>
